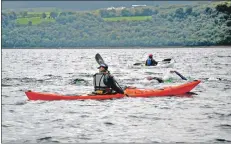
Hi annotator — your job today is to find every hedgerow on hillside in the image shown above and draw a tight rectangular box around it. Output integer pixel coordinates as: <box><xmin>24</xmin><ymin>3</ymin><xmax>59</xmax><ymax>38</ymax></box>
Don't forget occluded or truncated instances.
<box><xmin>2</xmin><ymin>1</ymin><xmax>231</xmax><ymax>48</ymax></box>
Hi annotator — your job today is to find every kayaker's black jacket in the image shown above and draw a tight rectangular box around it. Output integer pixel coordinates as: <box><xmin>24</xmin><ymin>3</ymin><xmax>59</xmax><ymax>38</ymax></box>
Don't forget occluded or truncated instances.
<box><xmin>145</xmin><ymin>58</ymin><xmax>158</xmax><ymax>66</ymax></box>
<box><xmin>93</xmin><ymin>71</ymin><xmax>124</xmax><ymax>94</ymax></box>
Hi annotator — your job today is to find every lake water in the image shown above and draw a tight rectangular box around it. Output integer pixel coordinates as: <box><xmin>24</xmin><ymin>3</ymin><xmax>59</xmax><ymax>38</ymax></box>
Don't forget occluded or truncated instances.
<box><xmin>2</xmin><ymin>48</ymin><xmax>231</xmax><ymax>143</ymax></box>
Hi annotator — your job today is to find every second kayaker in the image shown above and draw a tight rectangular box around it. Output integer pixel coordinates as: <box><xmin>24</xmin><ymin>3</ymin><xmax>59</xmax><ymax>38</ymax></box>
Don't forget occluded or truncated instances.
<box><xmin>145</xmin><ymin>54</ymin><xmax>158</xmax><ymax>66</ymax></box>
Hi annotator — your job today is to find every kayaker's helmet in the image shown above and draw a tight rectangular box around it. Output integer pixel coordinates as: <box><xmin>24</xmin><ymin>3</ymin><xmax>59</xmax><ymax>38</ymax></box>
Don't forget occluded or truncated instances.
<box><xmin>149</xmin><ymin>54</ymin><xmax>153</xmax><ymax>58</ymax></box>
<box><xmin>98</xmin><ymin>63</ymin><xmax>108</xmax><ymax>70</ymax></box>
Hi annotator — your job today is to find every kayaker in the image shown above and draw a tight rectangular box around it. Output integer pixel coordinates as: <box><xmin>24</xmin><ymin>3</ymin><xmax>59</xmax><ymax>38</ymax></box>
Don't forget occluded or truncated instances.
<box><xmin>145</xmin><ymin>54</ymin><xmax>158</xmax><ymax>66</ymax></box>
<box><xmin>147</xmin><ymin>70</ymin><xmax>187</xmax><ymax>83</ymax></box>
<box><xmin>93</xmin><ymin>63</ymin><xmax>124</xmax><ymax>94</ymax></box>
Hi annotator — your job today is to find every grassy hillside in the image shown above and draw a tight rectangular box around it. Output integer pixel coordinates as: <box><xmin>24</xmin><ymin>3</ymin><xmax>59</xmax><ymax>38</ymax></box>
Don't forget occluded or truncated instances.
<box><xmin>2</xmin><ymin>1</ymin><xmax>231</xmax><ymax>48</ymax></box>
<box><xmin>17</xmin><ymin>17</ymin><xmax>55</xmax><ymax>25</ymax></box>
<box><xmin>103</xmin><ymin>16</ymin><xmax>152</xmax><ymax>21</ymax></box>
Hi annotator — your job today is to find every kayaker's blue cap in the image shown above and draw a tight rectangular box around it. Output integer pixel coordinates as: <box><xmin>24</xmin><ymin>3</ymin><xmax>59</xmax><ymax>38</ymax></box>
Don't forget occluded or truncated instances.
<box><xmin>98</xmin><ymin>63</ymin><xmax>108</xmax><ymax>69</ymax></box>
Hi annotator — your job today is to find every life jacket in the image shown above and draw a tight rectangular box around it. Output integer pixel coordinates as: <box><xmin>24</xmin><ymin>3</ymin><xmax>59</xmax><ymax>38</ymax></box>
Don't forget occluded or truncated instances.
<box><xmin>146</xmin><ymin>58</ymin><xmax>152</xmax><ymax>66</ymax></box>
<box><xmin>93</xmin><ymin>73</ymin><xmax>112</xmax><ymax>94</ymax></box>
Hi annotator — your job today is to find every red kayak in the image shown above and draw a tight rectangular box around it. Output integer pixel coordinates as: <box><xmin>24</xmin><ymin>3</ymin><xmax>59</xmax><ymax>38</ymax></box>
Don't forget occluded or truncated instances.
<box><xmin>125</xmin><ymin>80</ymin><xmax>201</xmax><ymax>97</ymax></box>
<box><xmin>25</xmin><ymin>80</ymin><xmax>201</xmax><ymax>101</ymax></box>
<box><xmin>25</xmin><ymin>92</ymin><xmax>124</xmax><ymax>101</ymax></box>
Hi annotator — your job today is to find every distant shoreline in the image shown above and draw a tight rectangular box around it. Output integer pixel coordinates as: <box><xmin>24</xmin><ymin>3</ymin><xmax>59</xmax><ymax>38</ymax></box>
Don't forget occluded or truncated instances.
<box><xmin>2</xmin><ymin>46</ymin><xmax>231</xmax><ymax>49</ymax></box>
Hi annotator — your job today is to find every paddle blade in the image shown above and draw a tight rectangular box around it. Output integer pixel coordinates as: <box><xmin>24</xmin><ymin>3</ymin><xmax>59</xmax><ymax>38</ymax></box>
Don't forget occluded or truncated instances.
<box><xmin>133</xmin><ymin>63</ymin><xmax>143</xmax><ymax>66</ymax></box>
<box><xmin>162</xmin><ymin>58</ymin><xmax>172</xmax><ymax>62</ymax></box>
<box><xmin>95</xmin><ymin>53</ymin><xmax>105</xmax><ymax>65</ymax></box>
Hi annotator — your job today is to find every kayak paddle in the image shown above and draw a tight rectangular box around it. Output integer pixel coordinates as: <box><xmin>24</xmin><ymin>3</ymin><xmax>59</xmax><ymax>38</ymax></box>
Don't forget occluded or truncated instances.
<box><xmin>95</xmin><ymin>53</ymin><xmax>106</xmax><ymax>65</ymax></box>
<box><xmin>133</xmin><ymin>58</ymin><xmax>172</xmax><ymax>66</ymax></box>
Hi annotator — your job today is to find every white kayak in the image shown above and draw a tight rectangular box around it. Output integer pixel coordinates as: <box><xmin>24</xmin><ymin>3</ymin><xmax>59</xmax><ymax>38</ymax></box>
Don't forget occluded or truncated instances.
<box><xmin>128</xmin><ymin>59</ymin><xmax>175</xmax><ymax>69</ymax></box>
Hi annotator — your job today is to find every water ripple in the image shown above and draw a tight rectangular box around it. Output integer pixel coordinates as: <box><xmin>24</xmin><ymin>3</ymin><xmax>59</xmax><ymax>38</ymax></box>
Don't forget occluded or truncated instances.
<box><xmin>2</xmin><ymin>48</ymin><xmax>231</xmax><ymax>143</ymax></box>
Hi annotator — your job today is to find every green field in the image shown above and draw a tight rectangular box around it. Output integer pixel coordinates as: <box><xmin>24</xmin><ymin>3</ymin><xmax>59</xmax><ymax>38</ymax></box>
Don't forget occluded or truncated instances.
<box><xmin>103</xmin><ymin>16</ymin><xmax>152</xmax><ymax>21</ymax></box>
<box><xmin>27</xmin><ymin>12</ymin><xmax>51</xmax><ymax>15</ymax></box>
<box><xmin>17</xmin><ymin>17</ymin><xmax>55</xmax><ymax>25</ymax></box>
